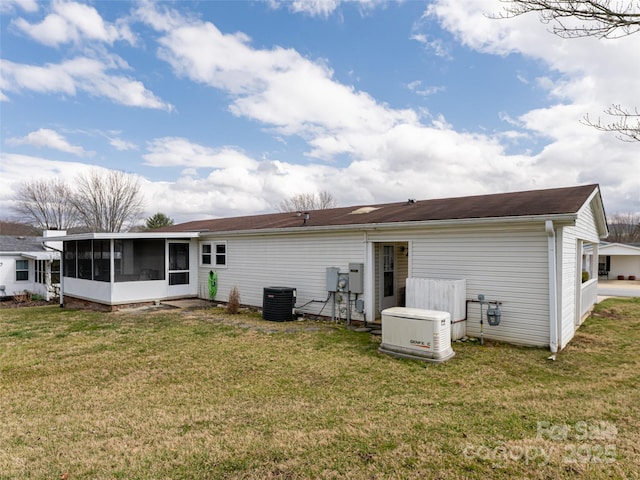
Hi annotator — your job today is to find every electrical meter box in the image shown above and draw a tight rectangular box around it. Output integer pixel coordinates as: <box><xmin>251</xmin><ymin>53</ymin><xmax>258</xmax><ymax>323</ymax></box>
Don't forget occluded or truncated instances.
<box><xmin>326</xmin><ymin>267</ymin><xmax>340</xmax><ymax>292</ymax></box>
<box><xmin>348</xmin><ymin>263</ymin><xmax>364</xmax><ymax>294</ymax></box>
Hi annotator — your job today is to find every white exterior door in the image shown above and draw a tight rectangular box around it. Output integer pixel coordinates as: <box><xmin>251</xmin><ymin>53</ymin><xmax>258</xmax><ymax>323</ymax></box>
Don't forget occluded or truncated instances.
<box><xmin>379</xmin><ymin>244</ymin><xmax>396</xmax><ymax>311</ymax></box>
<box><xmin>167</xmin><ymin>241</ymin><xmax>191</xmax><ymax>297</ymax></box>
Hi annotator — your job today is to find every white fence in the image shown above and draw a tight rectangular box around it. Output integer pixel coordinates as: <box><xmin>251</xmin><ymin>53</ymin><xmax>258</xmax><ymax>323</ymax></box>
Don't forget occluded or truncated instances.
<box><xmin>580</xmin><ymin>279</ymin><xmax>598</xmax><ymax>318</ymax></box>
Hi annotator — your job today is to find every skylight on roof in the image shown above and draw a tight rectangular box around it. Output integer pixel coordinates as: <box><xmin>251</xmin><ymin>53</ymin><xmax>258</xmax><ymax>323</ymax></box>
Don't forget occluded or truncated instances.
<box><xmin>349</xmin><ymin>207</ymin><xmax>381</xmax><ymax>215</ymax></box>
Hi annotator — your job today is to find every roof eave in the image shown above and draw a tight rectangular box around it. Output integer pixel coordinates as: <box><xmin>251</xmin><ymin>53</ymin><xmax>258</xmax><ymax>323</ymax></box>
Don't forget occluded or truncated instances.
<box><xmin>584</xmin><ymin>186</ymin><xmax>609</xmax><ymax>238</ymax></box>
<box><xmin>50</xmin><ymin>232</ymin><xmax>201</xmax><ymax>241</ymax></box>
<box><xmin>198</xmin><ymin>213</ymin><xmax>579</xmax><ymax>237</ymax></box>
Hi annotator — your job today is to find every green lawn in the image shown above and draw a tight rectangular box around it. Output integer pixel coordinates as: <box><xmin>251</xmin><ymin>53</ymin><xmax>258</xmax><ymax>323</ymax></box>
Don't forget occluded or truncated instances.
<box><xmin>1</xmin><ymin>299</ymin><xmax>639</xmax><ymax>479</ymax></box>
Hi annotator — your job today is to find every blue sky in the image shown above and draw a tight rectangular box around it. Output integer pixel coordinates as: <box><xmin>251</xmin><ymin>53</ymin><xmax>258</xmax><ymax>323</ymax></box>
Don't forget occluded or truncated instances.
<box><xmin>1</xmin><ymin>0</ymin><xmax>638</xmax><ymax>224</ymax></box>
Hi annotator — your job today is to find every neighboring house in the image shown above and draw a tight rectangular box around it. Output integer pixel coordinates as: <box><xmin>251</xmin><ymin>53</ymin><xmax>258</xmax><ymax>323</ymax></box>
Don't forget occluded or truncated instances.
<box><xmin>0</xmin><ymin>231</ymin><xmax>65</xmax><ymax>301</ymax></box>
<box><xmin>55</xmin><ymin>184</ymin><xmax>607</xmax><ymax>352</ymax></box>
<box><xmin>597</xmin><ymin>243</ymin><xmax>640</xmax><ymax>279</ymax></box>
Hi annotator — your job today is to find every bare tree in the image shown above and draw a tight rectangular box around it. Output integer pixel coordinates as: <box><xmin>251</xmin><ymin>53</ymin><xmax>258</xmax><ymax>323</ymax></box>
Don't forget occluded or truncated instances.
<box><xmin>497</xmin><ymin>0</ymin><xmax>640</xmax><ymax>141</ymax></box>
<box><xmin>583</xmin><ymin>105</ymin><xmax>640</xmax><ymax>142</ymax></box>
<box><xmin>72</xmin><ymin>169</ymin><xmax>145</xmax><ymax>232</ymax></box>
<box><xmin>606</xmin><ymin>212</ymin><xmax>640</xmax><ymax>243</ymax></box>
<box><xmin>277</xmin><ymin>191</ymin><xmax>338</xmax><ymax>212</ymax></box>
<box><xmin>13</xmin><ymin>178</ymin><xmax>78</xmax><ymax>230</ymax></box>
<box><xmin>498</xmin><ymin>1</ymin><xmax>640</xmax><ymax>39</ymax></box>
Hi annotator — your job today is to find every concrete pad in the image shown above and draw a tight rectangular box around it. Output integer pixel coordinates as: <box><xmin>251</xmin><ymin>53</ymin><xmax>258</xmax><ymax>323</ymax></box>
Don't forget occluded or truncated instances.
<box><xmin>162</xmin><ymin>298</ymin><xmax>214</xmax><ymax>309</ymax></box>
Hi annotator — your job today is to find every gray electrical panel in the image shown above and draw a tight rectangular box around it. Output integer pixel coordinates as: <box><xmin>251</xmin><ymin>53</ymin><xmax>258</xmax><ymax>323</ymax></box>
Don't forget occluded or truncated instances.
<box><xmin>348</xmin><ymin>262</ymin><xmax>364</xmax><ymax>294</ymax></box>
<box><xmin>326</xmin><ymin>267</ymin><xmax>340</xmax><ymax>292</ymax></box>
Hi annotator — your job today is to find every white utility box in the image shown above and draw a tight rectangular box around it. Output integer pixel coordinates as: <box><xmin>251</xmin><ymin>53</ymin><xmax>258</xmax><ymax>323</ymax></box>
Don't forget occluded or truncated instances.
<box><xmin>379</xmin><ymin>307</ymin><xmax>455</xmax><ymax>363</ymax></box>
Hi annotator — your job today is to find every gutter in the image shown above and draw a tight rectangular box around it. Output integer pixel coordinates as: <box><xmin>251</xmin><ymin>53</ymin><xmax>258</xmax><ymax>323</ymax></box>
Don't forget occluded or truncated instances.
<box><xmin>41</xmin><ymin>232</ymin><xmax>201</xmax><ymax>242</ymax></box>
<box><xmin>198</xmin><ymin>213</ymin><xmax>579</xmax><ymax>238</ymax></box>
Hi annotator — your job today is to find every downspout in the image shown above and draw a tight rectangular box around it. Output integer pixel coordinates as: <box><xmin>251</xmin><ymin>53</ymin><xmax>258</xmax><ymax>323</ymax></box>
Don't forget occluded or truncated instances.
<box><xmin>546</xmin><ymin>220</ymin><xmax>559</xmax><ymax>353</ymax></box>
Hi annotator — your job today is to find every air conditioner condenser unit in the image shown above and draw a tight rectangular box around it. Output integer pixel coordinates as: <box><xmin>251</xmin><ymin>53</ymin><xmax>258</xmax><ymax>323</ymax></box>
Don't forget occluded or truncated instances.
<box><xmin>379</xmin><ymin>307</ymin><xmax>455</xmax><ymax>363</ymax></box>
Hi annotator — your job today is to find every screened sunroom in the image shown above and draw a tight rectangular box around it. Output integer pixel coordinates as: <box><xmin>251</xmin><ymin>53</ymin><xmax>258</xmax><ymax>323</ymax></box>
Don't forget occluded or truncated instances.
<box><xmin>59</xmin><ymin>232</ymin><xmax>199</xmax><ymax>307</ymax></box>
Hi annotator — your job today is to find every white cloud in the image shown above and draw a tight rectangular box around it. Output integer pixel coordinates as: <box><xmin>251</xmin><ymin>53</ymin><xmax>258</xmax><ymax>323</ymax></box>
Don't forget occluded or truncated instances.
<box><xmin>143</xmin><ymin>138</ymin><xmax>259</xmax><ymax>170</ymax></box>
<box><xmin>0</xmin><ymin>57</ymin><xmax>173</xmax><ymax>110</ymax></box>
<box><xmin>410</xmin><ymin>33</ymin><xmax>452</xmax><ymax>59</ymax></box>
<box><xmin>0</xmin><ymin>153</ymin><xmax>95</xmax><ymax>220</ymax></box>
<box><xmin>2</xmin><ymin>1</ymin><xmax>638</xmax><ymax>224</ymax></box>
<box><xmin>289</xmin><ymin>0</ymin><xmax>340</xmax><ymax>17</ymax></box>
<box><xmin>407</xmin><ymin>80</ymin><xmax>445</xmax><ymax>97</ymax></box>
<box><xmin>6</xmin><ymin>128</ymin><xmax>92</xmax><ymax>157</ymax></box>
<box><xmin>422</xmin><ymin>0</ymin><xmax>640</xmax><ymax>210</ymax></box>
<box><xmin>136</xmin><ymin>2</ymin><xmax>416</xmax><ymax>161</ymax></box>
<box><xmin>126</xmin><ymin>0</ymin><xmax>640</xmax><ymax>218</ymax></box>
<box><xmin>12</xmin><ymin>0</ymin><xmax>135</xmax><ymax>47</ymax></box>
<box><xmin>0</xmin><ymin>0</ymin><xmax>38</xmax><ymax>14</ymax></box>
<box><xmin>427</xmin><ymin>0</ymin><xmax>640</xmax><ymax>110</ymax></box>
<box><xmin>266</xmin><ymin>0</ymin><xmax>388</xmax><ymax>17</ymax></box>
<box><xmin>108</xmin><ymin>137</ymin><xmax>137</xmax><ymax>152</ymax></box>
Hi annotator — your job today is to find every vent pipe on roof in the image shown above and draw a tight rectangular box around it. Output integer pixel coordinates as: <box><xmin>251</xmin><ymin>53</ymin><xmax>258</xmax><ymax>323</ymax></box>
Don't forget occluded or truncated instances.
<box><xmin>407</xmin><ymin>199</ymin><xmax>416</xmax><ymax>204</ymax></box>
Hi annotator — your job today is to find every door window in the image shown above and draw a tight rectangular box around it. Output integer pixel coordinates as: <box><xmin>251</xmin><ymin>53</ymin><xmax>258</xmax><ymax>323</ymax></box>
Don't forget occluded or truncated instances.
<box><xmin>169</xmin><ymin>242</ymin><xmax>190</xmax><ymax>285</ymax></box>
<box><xmin>383</xmin><ymin>245</ymin><xmax>394</xmax><ymax>297</ymax></box>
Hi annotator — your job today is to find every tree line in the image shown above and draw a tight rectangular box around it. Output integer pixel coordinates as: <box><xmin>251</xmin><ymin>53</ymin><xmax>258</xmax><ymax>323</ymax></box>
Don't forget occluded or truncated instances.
<box><xmin>11</xmin><ymin>170</ymin><xmax>172</xmax><ymax>233</ymax></box>
<box><xmin>10</xmin><ymin>169</ymin><xmax>337</xmax><ymax>233</ymax></box>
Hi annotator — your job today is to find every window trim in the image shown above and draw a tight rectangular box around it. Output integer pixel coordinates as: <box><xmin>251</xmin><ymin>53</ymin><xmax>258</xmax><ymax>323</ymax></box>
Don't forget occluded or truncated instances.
<box><xmin>200</xmin><ymin>241</ymin><xmax>227</xmax><ymax>268</ymax></box>
<box><xmin>200</xmin><ymin>242</ymin><xmax>212</xmax><ymax>266</ymax></box>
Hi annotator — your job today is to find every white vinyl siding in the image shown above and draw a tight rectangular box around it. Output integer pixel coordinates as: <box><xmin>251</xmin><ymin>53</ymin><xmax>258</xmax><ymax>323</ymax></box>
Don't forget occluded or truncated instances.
<box><xmin>575</xmin><ymin>201</ymin><xmax>601</xmax><ymax>243</ymax></box>
<box><xmin>0</xmin><ymin>256</ymin><xmax>50</xmax><ymax>299</ymax></box>
<box><xmin>198</xmin><ymin>231</ymin><xmax>366</xmax><ymax>320</ymax></box>
<box><xmin>190</xmin><ymin>191</ymin><xmax>603</xmax><ymax>350</ymax></box>
<box><xmin>558</xmin><ymin>225</ymin><xmax>578</xmax><ymax>349</ymax></box>
<box><xmin>402</xmin><ymin>224</ymin><xmax>551</xmax><ymax>347</ymax></box>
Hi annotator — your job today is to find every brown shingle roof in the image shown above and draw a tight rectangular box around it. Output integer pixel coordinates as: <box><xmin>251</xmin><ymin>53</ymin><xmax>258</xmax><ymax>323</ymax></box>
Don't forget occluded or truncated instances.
<box><xmin>159</xmin><ymin>184</ymin><xmax>600</xmax><ymax>234</ymax></box>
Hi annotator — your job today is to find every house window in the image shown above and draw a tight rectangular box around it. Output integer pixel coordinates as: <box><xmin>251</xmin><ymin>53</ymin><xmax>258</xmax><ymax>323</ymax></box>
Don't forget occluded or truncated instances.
<box><xmin>35</xmin><ymin>260</ymin><xmax>45</xmax><ymax>284</ymax></box>
<box><xmin>383</xmin><ymin>245</ymin><xmax>394</xmax><ymax>297</ymax></box>
<box><xmin>16</xmin><ymin>260</ymin><xmax>29</xmax><ymax>281</ymax></box>
<box><xmin>200</xmin><ymin>242</ymin><xmax>226</xmax><ymax>267</ymax></box>
<box><xmin>51</xmin><ymin>260</ymin><xmax>60</xmax><ymax>284</ymax></box>
<box><xmin>201</xmin><ymin>243</ymin><xmax>212</xmax><ymax>265</ymax></box>
<box><xmin>215</xmin><ymin>243</ymin><xmax>227</xmax><ymax>266</ymax></box>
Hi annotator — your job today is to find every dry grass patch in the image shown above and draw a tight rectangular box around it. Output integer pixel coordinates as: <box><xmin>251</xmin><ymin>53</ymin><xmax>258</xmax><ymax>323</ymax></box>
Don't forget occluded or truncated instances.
<box><xmin>1</xmin><ymin>298</ymin><xmax>639</xmax><ymax>479</ymax></box>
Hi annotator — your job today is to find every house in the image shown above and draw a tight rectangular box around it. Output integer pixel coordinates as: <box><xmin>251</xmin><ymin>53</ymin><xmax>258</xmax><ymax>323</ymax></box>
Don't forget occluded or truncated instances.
<box><xmin>597</xmin><ymin>243</ymin><xmax>640</xmax><ymax>280</ymax></box>
<box><xmin>55</xmin><ymin>184</ymin><xmax>607</xmax><ymax>352</ymax></box>
<box><xmin>0</xmin><ymin>231</ymin><xmax>65</xmax><ymax>301</ymax></box>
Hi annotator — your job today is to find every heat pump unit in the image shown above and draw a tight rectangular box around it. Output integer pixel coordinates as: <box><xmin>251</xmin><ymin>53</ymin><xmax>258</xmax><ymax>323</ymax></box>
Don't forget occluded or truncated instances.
<box><xmin>263</xmin><ymin>287</ymin><xmax>296</xmax><ymax>322</ymax></box>
<box><xmin>379</xmin><ymin>307</ymin><xmax>455</xmax><ymax>363</ymax></box>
